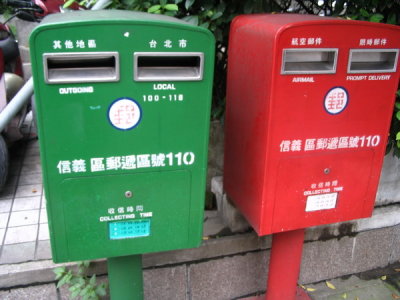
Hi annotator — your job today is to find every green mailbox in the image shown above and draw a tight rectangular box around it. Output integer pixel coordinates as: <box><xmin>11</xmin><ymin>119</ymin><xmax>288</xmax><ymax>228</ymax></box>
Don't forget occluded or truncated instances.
<box><xmin>30</xmin><ymin>10</ymin><xmax>215</xmax><ymax>263</ymax></box>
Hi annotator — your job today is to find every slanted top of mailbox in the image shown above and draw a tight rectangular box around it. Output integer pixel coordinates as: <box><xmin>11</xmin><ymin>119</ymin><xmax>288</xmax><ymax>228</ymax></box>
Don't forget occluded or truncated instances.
<box><xmin>36</xmin><ymin>9</ymin><xmax>198</xmax><ymax>29</ymax></box>
<box><xmin>232</xmin><ymin>13</ymin><xmax>400</xmax><ymax>34</ymax></box>
<box><xmin>31</xmin><ymin>10</ymin><xmax>214</xmax><ymax>50</ymax></box>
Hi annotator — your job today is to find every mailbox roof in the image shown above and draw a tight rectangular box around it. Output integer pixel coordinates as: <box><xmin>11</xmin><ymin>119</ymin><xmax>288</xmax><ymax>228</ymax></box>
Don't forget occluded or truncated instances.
<box><xmin>40</xmin><ymin>9</ymin><xmax>189</xmax><ymax>26</ymax></box>
<box><xmin>232</xmin><ymin>13</ymin><xmax>400</xmax><ymax>36</ymax></box>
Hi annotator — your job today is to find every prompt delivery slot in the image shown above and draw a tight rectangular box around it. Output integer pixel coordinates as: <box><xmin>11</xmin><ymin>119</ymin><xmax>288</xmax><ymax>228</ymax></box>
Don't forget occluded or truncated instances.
<box><xmin>134</xmin><ymin>52</ymin><xmax>204</xmax><ymax>81</ymax></box>
<box><xmin>281</xmin><ymin>48</ymin><xmax>338</xmax><ymax>74</ymax></box>
<box><xmin>348</xmin><ymin>49</ymin><xmax>399</xmax><ymax>73</ymax></box>
<box><xmin>43</xmin><ymin>52</ymin><xmax>119</xmax><ymax>84</ymax></box>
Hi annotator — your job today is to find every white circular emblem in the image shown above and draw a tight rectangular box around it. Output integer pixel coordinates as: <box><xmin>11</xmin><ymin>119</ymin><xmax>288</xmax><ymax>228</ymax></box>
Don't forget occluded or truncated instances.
<box><xmin>324</xmin><ymin>87</ymin><xmax>349</xmax><ymax>115</ymax></box>
<box><xmin>108</xmin><ymin>98</ymin><xmax>141</xmax><ymax>130</ymax></box>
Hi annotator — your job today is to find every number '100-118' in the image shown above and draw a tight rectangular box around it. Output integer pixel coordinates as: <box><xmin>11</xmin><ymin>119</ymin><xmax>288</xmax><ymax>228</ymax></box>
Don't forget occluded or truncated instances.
<box><xmin>142</xmin><ymin>94</ymin><xmax>184</xmax><ymax>102</ymax></box>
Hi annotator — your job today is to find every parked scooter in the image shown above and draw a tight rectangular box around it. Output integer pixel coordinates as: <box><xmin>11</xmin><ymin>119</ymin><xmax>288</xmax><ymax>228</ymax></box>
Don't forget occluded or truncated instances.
<box><xmin>0</xmin><ymin>0</ymin><xmax>84</xmax><ymax>190</ymax></box>
<box><xmin>0</xmin><ymin>8</ymin><xmax>26</xmax><ymax>189</ymax></box>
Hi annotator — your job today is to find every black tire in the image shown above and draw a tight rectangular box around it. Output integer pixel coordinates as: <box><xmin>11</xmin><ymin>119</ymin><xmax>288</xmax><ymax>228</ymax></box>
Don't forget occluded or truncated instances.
<box><xmin>0</xmin><ymin>135</ymin><xmax>9</xmax><ymax>191</ymax></box>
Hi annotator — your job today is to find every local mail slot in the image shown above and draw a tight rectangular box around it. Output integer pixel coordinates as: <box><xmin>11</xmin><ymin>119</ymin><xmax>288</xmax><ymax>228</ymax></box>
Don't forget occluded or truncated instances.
<box><xmin>224</xmin><ymin>14</ymin><xmax>400</xmax><ymax>235</ymax></box>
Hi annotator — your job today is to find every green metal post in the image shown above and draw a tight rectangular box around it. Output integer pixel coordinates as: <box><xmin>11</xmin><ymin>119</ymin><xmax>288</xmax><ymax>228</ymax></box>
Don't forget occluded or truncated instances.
<box><xmin>107</xmin><ymin>255</ymin><xmax>143</xmax><ymax>300</ymax></box>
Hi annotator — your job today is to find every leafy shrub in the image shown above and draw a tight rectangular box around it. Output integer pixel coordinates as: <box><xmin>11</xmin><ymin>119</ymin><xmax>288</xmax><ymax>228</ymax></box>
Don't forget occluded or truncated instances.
<box><xmin>54</xmin><ymin>261</ymin><xmax>108</xmax><ymax>300</ymax></box>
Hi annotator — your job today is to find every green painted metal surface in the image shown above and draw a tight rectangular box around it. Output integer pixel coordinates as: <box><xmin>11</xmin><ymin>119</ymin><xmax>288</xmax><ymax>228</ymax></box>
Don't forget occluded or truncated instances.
<box><xmin>30</xmin><ymin>10</ymin><xmax>215</xmax><ymax>263</ymax></box>
<box><xmin>108</xmin><ymin>255</ymin><xmax>144</xmax><ymax>300</ymax></box>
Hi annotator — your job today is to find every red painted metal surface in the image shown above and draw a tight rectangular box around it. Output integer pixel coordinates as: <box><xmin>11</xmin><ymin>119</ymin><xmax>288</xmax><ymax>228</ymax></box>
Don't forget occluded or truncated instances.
<box><xmin>266</xmin><ymin>229</ymin><xmax>306</xmax><ymax>300</ymax></box>
<box><xmin>224</xmin><ymin>14</ymin><xmax>400</xmax><ymax>236</ymax></box>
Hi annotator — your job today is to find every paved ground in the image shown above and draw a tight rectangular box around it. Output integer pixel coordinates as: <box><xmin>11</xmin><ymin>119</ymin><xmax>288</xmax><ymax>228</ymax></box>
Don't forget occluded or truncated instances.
<box><xmin>0</xmin><ymin>115</ymin><xmax>51</xmax><ymax>265</ymax></box>
<box><xmin>304</xmin><ymin>263</ymin><xmax>400</xmax><ymax>300</ymax></box>
<box><xmin>241</xmin><ymin>264</ymin><xmax>400</xmax><ymax>300</ymax></box>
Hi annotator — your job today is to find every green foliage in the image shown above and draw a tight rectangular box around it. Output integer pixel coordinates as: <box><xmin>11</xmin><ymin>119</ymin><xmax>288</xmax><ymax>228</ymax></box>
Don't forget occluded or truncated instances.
<box><xmin>147</xmin><ymin>3</ymin><xmax>178</xmax><ymax>15</ymax></box>
<box><xmin>0</xmin><ymin>3</ymin><xmax>12</xmax><ymax>15</ymax></box>
<box><xmin>393</xmin><ymin>94</ymin><xmax>400</xmax><ymax>157</ymax></box>
<box><xmin>54</xmin><ymin>261</ymin><xmax>108</xmax><ymax>300</ymax></box>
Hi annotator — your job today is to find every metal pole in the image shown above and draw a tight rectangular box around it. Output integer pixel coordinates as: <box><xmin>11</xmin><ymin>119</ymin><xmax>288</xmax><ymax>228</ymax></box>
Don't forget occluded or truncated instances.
<box><xmin>107</xmin><ymin>254</ymin><xmax>144</xmax><ymax>300</ymax></box>
<box><xmin>266</xmin><ymin>228</ymin><xmax>308</xmax><ymax>300</ymax></box>
<box><xmin>91</xmin><ymin>0</ymin><xmax>112</xmax><ymax>10</ymax></box>
<box><xmin>0</xmin><ymin>77</ymin><xmax>33</xmax><ymax>132</ymax></box>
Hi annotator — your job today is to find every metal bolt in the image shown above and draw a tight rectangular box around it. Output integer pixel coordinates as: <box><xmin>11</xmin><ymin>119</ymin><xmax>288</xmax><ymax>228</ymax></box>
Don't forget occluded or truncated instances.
<box><xmin>125</xmin><ymin>191</ymin><xmax>133</xmax><ymax>198</ymax></box>
<box><xmin>324</xmin><ymin>168</ymin><xmax>331</xmax><ymax>175</ymax></box>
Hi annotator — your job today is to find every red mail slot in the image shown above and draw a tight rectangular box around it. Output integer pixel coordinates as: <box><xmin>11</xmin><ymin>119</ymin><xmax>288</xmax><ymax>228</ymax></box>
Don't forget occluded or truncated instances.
<box><xmin>224</xmin><ymin>14</ymin><xmax>400</xmax><ymax>236</ymax></box>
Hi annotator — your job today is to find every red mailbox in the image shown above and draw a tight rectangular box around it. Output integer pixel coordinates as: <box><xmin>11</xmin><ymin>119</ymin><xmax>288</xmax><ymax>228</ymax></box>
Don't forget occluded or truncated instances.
<box><xmin>224</xmin><ymin>14</ymin><xmax>400</xmax><ymax>236</ymax></box>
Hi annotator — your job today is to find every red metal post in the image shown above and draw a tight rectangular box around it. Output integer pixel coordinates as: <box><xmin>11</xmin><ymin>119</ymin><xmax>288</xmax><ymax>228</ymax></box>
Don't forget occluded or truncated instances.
<box><xmin>266</xmin><ymin>228</ymin><xmax>308</xmax><ymax>300</ymax></box>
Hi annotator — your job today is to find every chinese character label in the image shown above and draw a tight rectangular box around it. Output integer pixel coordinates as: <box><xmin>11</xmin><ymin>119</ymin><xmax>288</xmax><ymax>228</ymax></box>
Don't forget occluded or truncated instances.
<box><xmin>76</xmin><ymin>40</ymin><xmax>85</xmax><ymax>49</ymax></box>
<box><xmin>280</xmin><ymin>141</ymin><xmax>291</xmax><ymax>152</ymax></box>
<box><xmin>88</xmin><ymin>40</ymin><xmax>97</xmax><ymax>48</ymax></box>
<box><xmin>106</xmin><ymin>157</ymin><xmax>122</xmax><ymax>170</ymax></box>
<box><xmin>91</xmin><ymin>158</ymin><xmax>105</xmax><ymax>172</ymax></box>
<box><xmin>56</xmin><ymin>152</ymin><xmax>196</xmax><ymax>174</ymax></box>
<box><xmin>291</xmin><ymin>140</ymin><xmax>302</xmax><ymax>151</ymax></box>
<box><xmin>304</xmin><ymin>139</ymin><xmax>316</xmax><ymax>151</ymax></box>
<box><xmin>151</xmin><ymin>154</ymin><xmax>166</xmax><ymax>167</ymax></box>
<box><xmin>53</xmin><ymin>40</ymin><xmax>62</xmax><ymax>49</ymax></box>
<box><xmin>137</xmin><ymin>155</ymin><xmax>151</xmax><ymax>168</ymax></box>
<box><xmin>291</xmin><ymin>37</ymin><xmax>322</xmax><ymax>46</ymax></box>
<box><xmin>52</xmin><ymin>39</ymin><xmax>96</xmax><ymax>50</ymax></box>
<box><xmin>57</xmin><ymin>161</ymin><xmax>71</xmax><ymax>174</ymax></box>
<box><xmin>72</xmin><ymin>159</ymin><xmax>86</xmax><ymax>173</ymax></box>
<box><xmin>179</xmin><ymin>39</ymin><xmax>187</xmax><ymax>48</ymax></box>
<box><xmin>148</xmin><ymin>39</ymin><xmax>190</xmax><ymax>49</ymax></box>
<box><xmin>164</xmin><ymin>40</ymin><xmax>172</xmax><ymax>48</ymax></box>
<box><xmin>65</xmin><ymin>40</ymin><xmax>73</xmax><ymax>49</ymax></box>
<box><xmin>359</xmin><ymin>38</ymin><xmax>387</xmax><ymax>46</ymax></box>
<box><xmin>121</xmin><ymin>155</ymin><xmax>136</xmax><ymax>170</ymax></box>
<box><xmin>279</xmin><ymin>135</ymin><xmax>381</xmax><ymax>153</ymax></box>
<box><xmin>108</xmin><ymin>98</ymin><xmax>142</xmax><ymax>130</ymax></box>
<box><xmin>149</xmin><ymin>40</ymin><xmax>157</xmax><ymax>48</ymax></box>
<box><xmin>324</xmin><ymin>87</ymin><xmax>348</xmax><ymax>115</ymax></box>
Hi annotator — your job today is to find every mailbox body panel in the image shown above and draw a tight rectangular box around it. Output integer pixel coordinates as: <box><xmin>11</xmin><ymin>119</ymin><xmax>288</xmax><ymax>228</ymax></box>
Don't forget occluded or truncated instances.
<box><xmin>30</xmin><ymin>11</ymin><xmax>215</xmax><ymax>262</ymax></box>
<box><xmin>224</xmin><ymin>14</ymin><xmax>400</xmax><ymax>235</ymax></box>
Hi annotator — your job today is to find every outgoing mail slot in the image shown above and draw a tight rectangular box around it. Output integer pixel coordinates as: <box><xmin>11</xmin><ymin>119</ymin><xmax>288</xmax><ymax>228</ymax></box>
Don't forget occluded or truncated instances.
<box><xmin>224</xmin><ymin>14</ymin><xmax>400</xmax><ymax>236</ymax></box>
<box><xmin>44</xmin><ymin>52</ymin><xmax>120</xmax><ymax>83</ymax></box>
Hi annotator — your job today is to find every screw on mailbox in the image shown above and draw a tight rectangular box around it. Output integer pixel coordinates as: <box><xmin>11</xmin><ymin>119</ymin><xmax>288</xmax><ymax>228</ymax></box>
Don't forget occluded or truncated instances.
<box><xmin>125</xmin><ymin>191</ymin><xmax>133</xmax><ymax>198</ymax></box>
<box><xmin>324</xmin><ymin>168</ymin><xmax>331</xmax><ymax>174</ymax></box>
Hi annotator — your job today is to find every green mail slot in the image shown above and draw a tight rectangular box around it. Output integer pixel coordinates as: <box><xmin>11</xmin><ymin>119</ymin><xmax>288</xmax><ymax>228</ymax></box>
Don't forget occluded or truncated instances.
<box><xmin>29</xmin><ymin>10</ymin><xmax>215</xmax><ymax>263</ymax></box>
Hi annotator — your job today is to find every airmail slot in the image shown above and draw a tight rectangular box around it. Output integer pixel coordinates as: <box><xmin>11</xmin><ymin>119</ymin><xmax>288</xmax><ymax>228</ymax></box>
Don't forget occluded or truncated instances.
<box><xmin>224</xmin><ymin>14</ymin><xmax>400</xmax><ymax>236</ymax></box>
<box><xmin>29</xmin><ymin>10</ymin><xmax>215</xmax><ymax>263</ymax></box>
